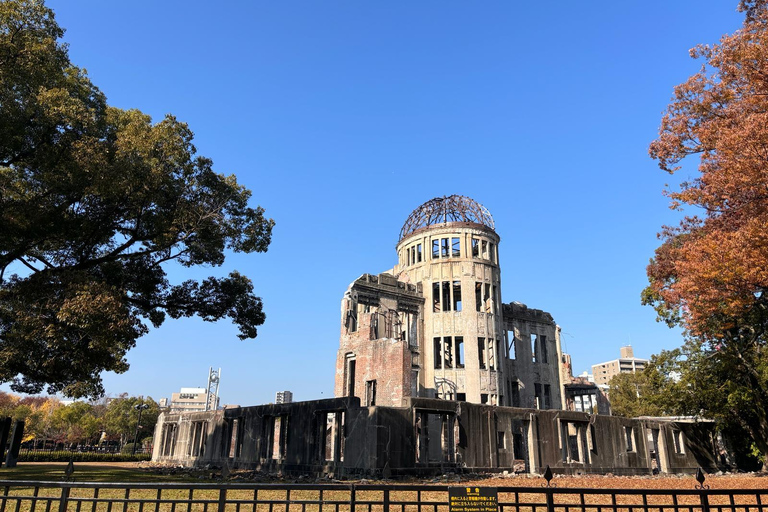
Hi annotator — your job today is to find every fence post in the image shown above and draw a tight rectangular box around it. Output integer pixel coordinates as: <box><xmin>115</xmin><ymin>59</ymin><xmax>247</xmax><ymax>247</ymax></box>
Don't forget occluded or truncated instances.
<box><xmin>218</xmin><ymin>487</ymin><xmax>228</xmax><ymax>512</ymax></box>
<box><xmin>383</xmin><ymin>488</ymin><xmax>389</xmax><ymax>512</ymax></box>
<box><xmin>58</xmin><ymin>486</ymin><xmax>70</xmax><ymax>512</ymax></box>
<box><xmin>545</xmin><ymin>488</ymin><xmax>554</xmax><ymax>512</ymax></box>
<box><xmin>695</xmin><ymin>467</ymin><xmax>710</xmax><ymax>512</ymax></box>
<box><xmin>350</xmin><ymin>484</ymin><xmax>356</xmax><ymax>512</ymax></box>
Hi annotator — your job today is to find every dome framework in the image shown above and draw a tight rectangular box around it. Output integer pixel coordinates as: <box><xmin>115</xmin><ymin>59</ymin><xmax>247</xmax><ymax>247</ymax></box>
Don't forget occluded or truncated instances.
<box><xmin>399</xmin><ymin>195</ymin><xmax>495</xmax><ymax>241</ymax></box>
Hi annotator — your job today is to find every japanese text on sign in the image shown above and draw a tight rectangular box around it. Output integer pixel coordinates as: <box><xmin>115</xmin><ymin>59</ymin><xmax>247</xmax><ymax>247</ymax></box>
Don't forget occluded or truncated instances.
<box><xmin>449</xmin><ymin>487</ymin><xmax>498</xmax><ymax>512</ymax></box>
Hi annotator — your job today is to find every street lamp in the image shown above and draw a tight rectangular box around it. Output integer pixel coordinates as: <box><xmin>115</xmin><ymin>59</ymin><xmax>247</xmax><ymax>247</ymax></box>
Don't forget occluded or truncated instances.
<box><xmin>132</xmin><ymin>403</ymin><xmax>150</xmax><ymax>455</ymax></box>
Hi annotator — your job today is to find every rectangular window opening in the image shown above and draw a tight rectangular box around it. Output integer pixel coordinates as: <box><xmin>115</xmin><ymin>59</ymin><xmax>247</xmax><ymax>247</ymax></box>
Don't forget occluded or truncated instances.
<box><xmin>432</xmin><ymin>239</ymin><xmax>440</xmax><ymax>259</ymax></box>
<box><xmin>506</xmin><ymin>331</ymin><xmax>516</xmax><ymax>359</ymax></box>
<box><xmin>534</xmin><ymin>383</ymin><xmax>542</xmax><ymax>409</ymax></box>
<box><xmin>433</xmin><ymin>282</ymin><xmax>441</xmax><ymax>312</ymax></box>
<box><xmin>443</xmin><ymin>336</ymin><xmax>453</xmax><ymax>368</ymax></box>
<box><xmin>456</xmin><ymin>392</ymin><xmax>466</xmax><ymax>402</ymax></box>
<box><xmin>452</xmin><ymin>281</ymin><xmax>462</xmax><ymax>311</ymax></box>
<box><xmin>471</xmin><ymin>238</ymin><xmax>479</xmax><ymax>258</ymax></box>
<box><xmin>543</xmin><ymin>384</ymin><xmax>551</xmax><ymax>410</ymax></box>
<box><xmin>481</xmin><ymin>240</ymin><xmax>488</xmax><ymax>259</ymax></box>
<box><xmin>442</xmin><ymin>281</ymin><xmax>451</xmax><ymax>312</ymax></box>
<box><xmin>441</xmin><ymin>238</ymin><xmax>449</xmax><ymax>258</ymax></box>
<box><xmin>481</xmin><ymin>393</ymin><xmax>488</xmax><ymax>404</ymax></box>
<box><xmin>417</xmin><ymin>244</ymin><xmax>422</xmax><ymax>262</ymax></box>
<box><xmin>497</xmin><ymin>431</ymin><xmax>506</xmax><ymax>449</ymax></box>
<box><xmin>452</xmin><ymin>237</ymin><xmax>460</xmax><ymax>257</ymax></box>
<box><xmin>488</xmin><ymin>338</ymin><xmax>496</xmax><ymax>371</ymax></box>
<box><xmin>434</xmin><ymin>338</ymin><xmax>442</xmax><ymax>369</ymax></box>
<box><xmin>541</xmin><ymin>335</ymin><xmax>549</xmax><ymax>363</ymax></box>
<box><xmin>365</xmin><ymin>380</ymin><xmax>377</xmax><ymax>406</ymax></box>
<box><xmin>625</xmin><ymin>426</ymin><xmax>634</xmax><ymax>452</ymax></box>
<box><xmin>475</xmin><ymin>282</ymin><xmax>482</xmax><ymax>312</ymax></box>
<box><xmin>478</xmin><ymin>337</ymin><xmax>486</xmax><ymax>369</ymax></box>
<box><xmin>455</xmin><ymin>336</ymin><xmax>464</xmax><ymax>368</ymax></box>
<box><xmin>531</xmin><ymin>334</ymin><xmax>538</xmax><ymax>363</ymax></box>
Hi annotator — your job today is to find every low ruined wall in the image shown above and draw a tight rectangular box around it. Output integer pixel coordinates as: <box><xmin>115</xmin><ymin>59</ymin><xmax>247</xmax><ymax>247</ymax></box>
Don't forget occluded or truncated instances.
<box><xmin>153</xmin><ymin>398</ymin><xmax>722</xmax><ymax>477</ymax></box>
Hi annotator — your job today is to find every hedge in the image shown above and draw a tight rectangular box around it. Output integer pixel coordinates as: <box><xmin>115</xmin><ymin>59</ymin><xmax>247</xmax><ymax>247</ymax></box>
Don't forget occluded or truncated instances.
<box><xmin>18</xmin><ymin>451</ymin><xmax>151</xmax><ymax>462</ymax></box>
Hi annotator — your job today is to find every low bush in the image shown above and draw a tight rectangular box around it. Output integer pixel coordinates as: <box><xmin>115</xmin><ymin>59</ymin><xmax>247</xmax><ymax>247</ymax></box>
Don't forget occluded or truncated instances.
<box><xmin>18</xmin><ymin>451</ymin><xmax>151</xmax><ymax>462</ymax></box>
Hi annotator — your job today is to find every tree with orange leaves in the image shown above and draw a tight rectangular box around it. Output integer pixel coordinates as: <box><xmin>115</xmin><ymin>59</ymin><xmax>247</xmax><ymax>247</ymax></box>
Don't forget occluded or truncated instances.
<box><xmin>644</xmin><ymin>0</ymin><xmax>768</xmax><ymax>468</ymax></box>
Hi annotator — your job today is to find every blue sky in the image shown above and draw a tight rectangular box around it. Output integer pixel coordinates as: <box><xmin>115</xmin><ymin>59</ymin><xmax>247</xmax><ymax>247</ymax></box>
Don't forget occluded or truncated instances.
<box><xmin>36</xmin><ymin>1</ymin><xmax>745</xmax><ymax>406</ymax></box>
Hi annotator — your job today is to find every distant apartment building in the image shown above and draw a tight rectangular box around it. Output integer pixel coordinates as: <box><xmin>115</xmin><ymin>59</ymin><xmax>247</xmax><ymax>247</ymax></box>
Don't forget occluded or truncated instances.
<box><xmin>275</xmin><ymin>390</ymin><xmax>293</xmax><ymax>404</ymax></box>
<box><xmin>169</xmin><ymin>387</ymin><xmax>219</xmax><ymax>412</ymax></box>
<box><xmin>591</xmin><ymin>345</ymin><xmax>648</xmax><ymax>386</ymax></box>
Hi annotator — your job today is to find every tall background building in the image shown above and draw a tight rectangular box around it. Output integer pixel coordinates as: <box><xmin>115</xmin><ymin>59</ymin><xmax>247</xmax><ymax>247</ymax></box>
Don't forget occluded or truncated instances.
<box><xmin>592</xmin><ymin>345</ymin><xmax>649</xmax><ymax>386</ymax></box>
<box><xmin>275</xmin><ymin>390</ymin><xmax>293</xmax><ymax>404</ymax></box>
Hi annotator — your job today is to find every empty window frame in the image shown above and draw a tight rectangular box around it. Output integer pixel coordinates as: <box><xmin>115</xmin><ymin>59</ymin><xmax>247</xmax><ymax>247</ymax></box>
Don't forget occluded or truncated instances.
<box><xmin>672</xmin><ymin>430</ymin><xmax>685</xmax><ymax>454</ymax></box>
<box><xmin>441</xmin><ymin>238</ymin><xmax>450</xmax><ymax>258</ymax></box>
<box><xmin>625</xmin><ymin>426</ymin><xmax>635</xmax><ymax>452</ymax></box>
<box><xmin>452</xmin><ymin>237</ymin><xmax>461</xmax><ymax>257</ymax></box>
<box><xmin>478</xmin><ymin>337</ymin><xmax>486</xmax><ymax>369</ymax></box>
<box><xmin>365</xmin><ymin>380</ymin><xmax>377</xmax><ymax>406</ymax></box>
<box><xmin>417</xmin><ymin>243</ymin><xmax>422</xmax><ymax>262</ymax></box>
<box><xmin>471</xmin><ymin>238</ymin><xmax>479</xmax><ymax>258</ymax></box>
<box><xmin>432</xmin><ymin>239</ymin><xmax>440</xmax><ymax>259</ymax></box>
<box><xmin>476</xmin><ymin>282</ymin><xmax>492</xmax><ymax>313</ymax></box>
<box><xmin>434</xmin><ymin>336</ymin><xmax>462</xmax><ymax>369</ymax></box>
<box><xmin>481</xmin><ymin>393</ymin><xmax>488</xmax><ymax>404</ymax></box>
<box><xmin>370</xmin><ymin>312</ymin><xmax>379</xmax><ymax>339</ymax></box>
<box><xmin>345</xmin><ymin>354</ymin><xmax>356</xmax><ymax>397</ymax></box>
<box><xmin>497</xmin><ymin>431</ymin><xmax>506</xmax><ymax>449</ymax></box>
<box><xmin>506</xmin><ymin>331</ymin><xmax>516</xmax><ymax>359</ymax></box>
<box><xmin>189</xmin><ymin>421</ymin><xmax>207</xmax><ymax>457</ymax></box>
<box><xmin>540</xmin><ymin>335</ymin><xmax>549</xmax><ymax>363</ymax></box>
<box><xmin>543</xmin><ymin>384</ymin><xmax>551</xmax><ymax>410</ymax></box>
<box><xmin>161</xmin><ymin>424</ymin><xmax>178</xmax><ymax>457</ymax></box>
<box><xmin>434</xmin><ymin>281</ymin><xmax>462</xmax><ymax>312</ymax></box>
<box><xmin>510</xmin><ymin>381</ymin><xmax>521</xmax><ymax>407</ymax></box>
<box><xmin>346</xmin><ymin>302</ymin><xmax>358</xmax><ymax>333</ymax></box>
<box><xmin>452</xmin><ymin>281</ymin><xmax>462</xmax><ymax>311</ymax></box>
<box><xmin>531</xmin><ymin>333</ymin><xmax>538</xmax><ymax>363</ymax></box>
<box><xmin>488</xmin><ymin>338</ymin><xmax>496</xmax><ymax>371</ymax></box>
<box><xmin>489</xmin><ymin>242</ymin><xmax>495</xmax><ymax>263</ymax></box>
<box><xmin>443</xmin><ymin>337</ymin><xmax>453</xmax><ymax>368</ymax></box>
<box><xmin>481</xmin><ymin>240</ymin><xmax>488</xmax><ymax>259</ymax></box>
<box><xmin>456</xmin><ymin>392</ymin><xmax>466</xmax><ymax>401</ymax></box>
<box><xmin>534</xmin><ymin>383</ymin><xmax>542</xmax><ymax>409</ymax></box>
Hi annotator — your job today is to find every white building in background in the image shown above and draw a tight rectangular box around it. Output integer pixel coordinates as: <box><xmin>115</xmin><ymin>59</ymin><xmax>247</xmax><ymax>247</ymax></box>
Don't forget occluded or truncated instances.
<box><xmin>169</xmin><ymin>387</ymin><xmax>219</xmax><ymax>412</ymax></box>
<box><xmin>275</xmin><ymin>390</ymin><xmax>293</xmax><ymax>404</ymax></box>
<box><xmin>591</xmin><ymin>345</ymin><xmax>649</xmax><ymax>386</ymax></box>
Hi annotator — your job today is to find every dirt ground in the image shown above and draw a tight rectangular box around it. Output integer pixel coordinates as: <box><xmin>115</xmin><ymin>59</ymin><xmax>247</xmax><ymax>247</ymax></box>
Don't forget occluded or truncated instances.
<box><xmin>17</xmin><ymin>462</ymin><xmax>768</xmax><ymax>489</ymax></box>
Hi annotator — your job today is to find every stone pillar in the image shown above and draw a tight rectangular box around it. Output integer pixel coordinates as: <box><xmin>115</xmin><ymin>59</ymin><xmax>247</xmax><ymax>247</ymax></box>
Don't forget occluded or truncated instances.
<box><xmin>0</xmin><ymin>417</ymin><xmax>11</xmax><ymax>467</ymax></box>
<box><xmin>5</xmin><ymin>420</ymin><xmax>24</xmax><ymax>468</ymax></box>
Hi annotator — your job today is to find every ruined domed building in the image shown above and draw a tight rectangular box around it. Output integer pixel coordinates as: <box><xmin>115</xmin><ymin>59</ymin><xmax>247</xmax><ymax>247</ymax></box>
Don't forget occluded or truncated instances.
<box><xmin>152</xmin><ymin>196</ymin><xmax>728</xmax><ymax>477</ymax></box>
<box><xmin>337</xmin><ymin>195</ymin><xmax>562</xmax><ymax>409</ymax></box>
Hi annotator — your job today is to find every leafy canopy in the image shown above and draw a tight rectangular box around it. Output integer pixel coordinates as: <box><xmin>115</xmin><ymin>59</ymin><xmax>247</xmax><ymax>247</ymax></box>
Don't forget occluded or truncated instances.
<box><xmin>0</xmin><ymin>0</ymin><xmax>274</xmax><ymax>397</ymax></box>
<box><xmin>644</xmin><ymin>0</ymin><xmax>768</xmax><ymax>465</ymax></box>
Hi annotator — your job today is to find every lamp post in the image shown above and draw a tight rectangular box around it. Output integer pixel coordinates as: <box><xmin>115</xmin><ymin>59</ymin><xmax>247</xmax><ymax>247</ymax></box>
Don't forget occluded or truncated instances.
<box><xmin>132</xmin><ymin>403</ymin><xmax>149</xmax><ymax>455</ymax></box>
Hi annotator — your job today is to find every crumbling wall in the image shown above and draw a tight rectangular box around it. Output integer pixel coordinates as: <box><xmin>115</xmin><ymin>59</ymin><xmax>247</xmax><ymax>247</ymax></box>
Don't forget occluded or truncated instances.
<box><xmin>154</xmin><ymin>397</ymin><xmax>722</xmax><ymax>477</ymax></box>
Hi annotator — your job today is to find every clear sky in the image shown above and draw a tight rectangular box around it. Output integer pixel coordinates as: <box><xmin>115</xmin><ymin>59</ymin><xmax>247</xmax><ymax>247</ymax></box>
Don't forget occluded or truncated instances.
<box><xmin>36</xmin><ymin>1</ymin><xmax>745</xmax><ymax>406</ymax></box>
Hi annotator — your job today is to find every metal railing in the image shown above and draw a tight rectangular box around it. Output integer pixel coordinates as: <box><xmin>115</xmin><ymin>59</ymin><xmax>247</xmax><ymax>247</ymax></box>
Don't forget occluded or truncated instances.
<box><xmin>0</xmin><ymin>474</ymin><xmax>764</xmax><ymax>512</ymax></box>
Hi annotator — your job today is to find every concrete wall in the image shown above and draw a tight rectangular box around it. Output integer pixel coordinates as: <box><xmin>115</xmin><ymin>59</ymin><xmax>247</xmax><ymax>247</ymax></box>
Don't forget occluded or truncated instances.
<box><xmin>153</xmin><ymin>398</ymin><xmax>722</xmax><ymax>477</ymax></box>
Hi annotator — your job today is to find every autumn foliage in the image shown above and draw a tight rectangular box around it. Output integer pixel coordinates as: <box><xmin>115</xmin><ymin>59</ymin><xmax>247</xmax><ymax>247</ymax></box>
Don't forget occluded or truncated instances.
<box><xmin>645</xmin><ymin>0</ymin><xmax>768</xmax><ymax>467</ymax></box>
<box><xmin>646</xmin><ymin>1</ymin><xmax>768</xmax><ymax>335</ymax></box>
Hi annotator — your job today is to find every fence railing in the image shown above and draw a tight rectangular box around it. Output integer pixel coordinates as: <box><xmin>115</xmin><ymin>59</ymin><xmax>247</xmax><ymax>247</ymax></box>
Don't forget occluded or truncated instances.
<box><xmin>0</xmin><ymin>478</ymin><xmax>764</xmax><ymax>512</ymax></box>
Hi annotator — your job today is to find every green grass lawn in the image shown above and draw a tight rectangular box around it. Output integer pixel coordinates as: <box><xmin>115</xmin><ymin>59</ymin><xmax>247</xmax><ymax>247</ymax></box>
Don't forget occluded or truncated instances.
<box><xmin>0</xmin><ymin>463</ymin><xmax>202</xmax><ymax>483</ymax></box>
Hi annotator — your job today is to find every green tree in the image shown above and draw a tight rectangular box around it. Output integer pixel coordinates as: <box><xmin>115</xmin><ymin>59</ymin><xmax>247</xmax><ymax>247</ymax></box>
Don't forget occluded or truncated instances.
<box><xmin>104</xmin><ymin>396</ymin><xmax>159</xmax><ymax>446</ymax></box>
<box><xmin>0</xmin><ymin>1</ymin><xmax>274</xmax><ymax>397</ymax></box>
<box><xmin>50</xmin><ymin>401</ymin><xmax>101</xmax><ymax>445</ymax></box>
<box><xmin>644</xmin><ymin>0</ymin><xmax>768</xmax><ymax>466</ymax></box>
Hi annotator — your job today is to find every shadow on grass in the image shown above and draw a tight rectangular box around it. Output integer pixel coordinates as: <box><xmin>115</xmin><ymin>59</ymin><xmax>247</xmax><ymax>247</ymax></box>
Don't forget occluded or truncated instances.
<box><xmin>0</xmin><ymin>464</ymin><xmax>202</xmax><ymax>483</ymax></box>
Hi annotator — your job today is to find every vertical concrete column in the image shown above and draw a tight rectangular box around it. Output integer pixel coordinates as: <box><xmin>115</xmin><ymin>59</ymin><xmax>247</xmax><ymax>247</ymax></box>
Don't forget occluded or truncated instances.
<box><xmin>0</xmin><ymin>417</ymin><xmax>12</xmax><ymax>466</ymax></box>
<box><xmin>5</xmin><ymin>420</ymin><xmax>24</xmax><ymax>468</ymax></box>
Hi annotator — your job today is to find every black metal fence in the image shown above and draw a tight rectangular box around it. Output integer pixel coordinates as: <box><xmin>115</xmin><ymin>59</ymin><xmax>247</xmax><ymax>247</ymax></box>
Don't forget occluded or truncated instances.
<box><xmin>0</xmin><ymin>479</ymin><xmax>764</xmax><ymax>512</ymax></box>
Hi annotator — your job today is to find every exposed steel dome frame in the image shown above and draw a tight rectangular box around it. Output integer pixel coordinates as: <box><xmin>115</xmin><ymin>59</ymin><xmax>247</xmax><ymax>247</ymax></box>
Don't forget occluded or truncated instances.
<box><xmin>399</xmin><ymin>195</ymin><xmax>495</xmax><ymax>242</ymax></box>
